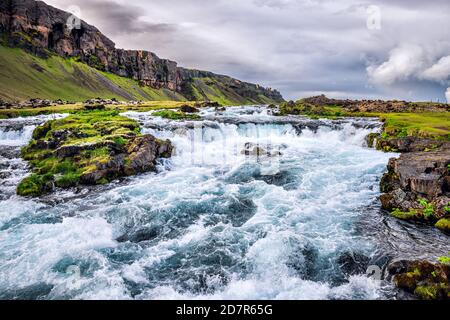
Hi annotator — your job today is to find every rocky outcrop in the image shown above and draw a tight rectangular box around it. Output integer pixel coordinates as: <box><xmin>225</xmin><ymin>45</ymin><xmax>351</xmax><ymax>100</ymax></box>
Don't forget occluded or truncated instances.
<box><xmin>376</xmin><ymin>137</ymin><xmax>450</xmax><ymax>153</ymax></box>
<box><xmin>387</xmin><ymin>260</ymin><xmax>449</xmax><ymax>300</ymax></box>
<box><xmin>0</xmin><ymin>0</ymin><xmax>283</xmax><ymax>102</ymax></box>
<box><xmin>379</xmin><ymin>148</ymin><xmax>450</xmax><ymax>232</ymax></box>
<box><xmin>17</xmin><ymin>110</ymin><xmax>173</xmax><ymax>197</ymax></box>
<box><xmin>301</xmin><ymin>94</ymin><xmax>449</xmax><ymax>113</ymax></box>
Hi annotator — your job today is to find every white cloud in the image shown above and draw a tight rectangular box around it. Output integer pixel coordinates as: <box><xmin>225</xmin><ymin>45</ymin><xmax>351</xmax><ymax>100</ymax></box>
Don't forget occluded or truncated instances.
<box><xmin>46</xmin><ymin>0</ymin><xmax>450</xmax><ymax>101</ymax></box>
<box><xmin>367</xmin><ymin>44</ymin><xmax>425</xmax><ymax>85</ymax></box>
<box><xmin>422</xmin><ymin>56</ymin><xmax>450</xmax><ymax>81</ymax></box>
<box><xmin>446</xmin><ymin>87</ymin><xmax>450</xmax><ymax>103</ymax></box>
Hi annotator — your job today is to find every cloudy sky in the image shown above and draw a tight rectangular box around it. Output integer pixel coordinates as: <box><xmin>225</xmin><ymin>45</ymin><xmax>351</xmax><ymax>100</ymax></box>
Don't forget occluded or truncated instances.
<box><xmin>46</xmin><ymin>0</ymin><xmax>450</xmax><ymax>102</ymax></box>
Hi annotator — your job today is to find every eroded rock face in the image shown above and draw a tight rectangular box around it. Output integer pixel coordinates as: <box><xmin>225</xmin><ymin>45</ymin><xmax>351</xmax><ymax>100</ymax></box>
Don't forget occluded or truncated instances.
<box><xmin>380</xmin><ymin>150</ymin><xmax>450</xmax><ymax>216</ymax></box>
<box><xmin>379</xmin><ymin>146</ymin><xmax>450</xmax><ymax>238</ymax></box>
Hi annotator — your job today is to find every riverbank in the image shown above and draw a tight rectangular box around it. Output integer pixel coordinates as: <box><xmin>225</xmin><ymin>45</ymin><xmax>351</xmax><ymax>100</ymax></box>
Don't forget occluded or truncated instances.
<box><xmin>278</xmin><ymin>96</ymin><xmax>450</xmax><ymax>300</ymax></box>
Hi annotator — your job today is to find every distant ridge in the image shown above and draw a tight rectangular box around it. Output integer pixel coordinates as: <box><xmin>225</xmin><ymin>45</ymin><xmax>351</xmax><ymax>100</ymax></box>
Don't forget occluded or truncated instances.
<box><xmin>0</xmin><ymin>0</ymin><xmax>284</xmax><ymax>103</ymax></box>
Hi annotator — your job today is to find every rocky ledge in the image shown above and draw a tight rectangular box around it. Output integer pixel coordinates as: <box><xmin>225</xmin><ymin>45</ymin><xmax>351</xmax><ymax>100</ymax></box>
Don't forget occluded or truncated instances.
<box><xmin>376</xmin><ymin>137</ymin><xmax>450</xmax><ymax>300</ymax></box>
<box><xmin>379</xmin><ymin>146</ymin><xmax>450</xmax><ymax>233</ymax></box>
<box><xmin>17</xmin><ymin>110</ymin><xmax>173</xmax><ymax>197</ymax></box>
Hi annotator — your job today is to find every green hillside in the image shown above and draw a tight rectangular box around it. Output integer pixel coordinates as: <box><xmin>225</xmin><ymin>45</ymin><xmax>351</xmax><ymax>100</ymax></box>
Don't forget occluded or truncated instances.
<box><xmin>0</xmin><ymin>45</ymin><xmax>281</xmax><ymax>105</ymax></box>
<box><xmin>0</xmin><ymin>45</ymin><xmax>186</xmax><ymax>102</ymax></box>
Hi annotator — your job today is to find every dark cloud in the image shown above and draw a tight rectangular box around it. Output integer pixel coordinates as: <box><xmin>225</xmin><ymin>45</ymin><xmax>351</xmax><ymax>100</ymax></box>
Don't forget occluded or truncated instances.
<box><xmin>46</xmin><ymin>0</ymin><xmax>450</xmax><ymax>102</ymax></box>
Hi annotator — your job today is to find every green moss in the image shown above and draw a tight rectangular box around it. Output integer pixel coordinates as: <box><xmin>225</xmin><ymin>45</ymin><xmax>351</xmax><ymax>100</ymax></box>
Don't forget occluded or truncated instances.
<box><xmin>278</xmin><ymin>101</ymin><xmax>344</xmax><ymax>118</ymax></box>
<box><xmin>17</xmin><ymin>173</ymin><xmax>54</xmax><ymax>197</ymax></box>
<box><xmin>437</xmin><ymin>255</ymin><xmax>450</xmax><ymax>265</ymax></box>
<box><xmin>414</xmin><ymin>285</ymin><xmax>438</xmax><ymax>300</ymax></box>
<box><xmin>17</xmin><ymin>110</ymin><xmax>144</xmax><ymax>197</ymax></box>
<box><xmin>55</xmin><ymin>172</ymin><xmax>81</xmax><ymax>188</ymax></box>
<box><xmin>152</xmin><ymin>110</ymin><xmax>201</xmax><ymax>120</ymax></box>
<box><xmin>391</xmin><ymin>208</ymin><xmax>419</xmax><ymax>220</ymax></box>
<box><xmin>435</xmin><ymin>218</ymin><xmax>450</xmax><ymax>233</ymax></box>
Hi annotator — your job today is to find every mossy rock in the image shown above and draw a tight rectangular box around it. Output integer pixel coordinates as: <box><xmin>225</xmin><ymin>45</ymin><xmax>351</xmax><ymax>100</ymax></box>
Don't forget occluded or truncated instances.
<box><xmin>391</xmin><ymin>209</ymin><xmax>419</xmax><ymax>220</ymax></box>
<box><xmin>435</xmin><ymin>218</ymin><xmax>450</xmax><ymax>233</ymax></box>
<box><xmin>17</xmin><ymin>110</ymin><xmax>172</xmax><ymax>197</ymax></box>
<box><xmin>152</xmin><ymin>110</ymin><xmax>201</xmax><ymax>120</ymax></box>
<box><xmin>17</xmin><ymin>173</ymin><xmax>55</xmax><ymax>197</ymax></box>
<box><xmin>392</xmin><ymin>260</ymin><xmax>450</xmax><ymax>300</ymax></box>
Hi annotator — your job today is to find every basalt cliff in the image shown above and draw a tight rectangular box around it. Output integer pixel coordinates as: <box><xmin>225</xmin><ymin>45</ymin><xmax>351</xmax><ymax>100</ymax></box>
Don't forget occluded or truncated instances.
<box><xmin>0</xmin><ymin>0</ymin><xmax>283</xmax><ymax>104</ymax></box>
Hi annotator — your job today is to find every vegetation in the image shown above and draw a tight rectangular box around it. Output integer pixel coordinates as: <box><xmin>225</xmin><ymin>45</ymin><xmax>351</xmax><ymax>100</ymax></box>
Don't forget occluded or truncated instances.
<box><xmin>379</xmin><ymin>112</ymin><xmax>450</xmax><ymax>141</ymax></box>
<box><xmin>0</xmin><ymin>45</ymin><xmax>186</xmax><ymax>102</ymax></box>
<box><xmin>0</xmin><ymin>101</ymin><xmax>201</xmax><ymax>118</ymax></box>
<box><xmin>391</xmin><ymin>199</ymin><xmax>440</xmax><ymax>221</ymax></box>
<box><xmin>17</xmin><ymin>110</ymin><xmax>142</xmax><ymax>196</ymax></box>
<box><xmin>187</xmin><ymin>77</ymin><xmax>277</xmax><ymax>106</ymax></box>
<box><xmin>279</xmin><ymin>101</ymin><xmax>344</xmax><ymax>119</ymax></box>
<box><xmin>278</xmin><ymin>99</ymin><xmax>450</xmax><ymax>141</ymax></box>
<box><xmin>0</xmin><ymin>45</ymin><xmax>281</xmax><ymax>105</ymax></box>
<box><xmin>438</xmin><ymin>255</ymin><xmax>450</xmax><ymax>265</ymax></box>
<box><xmin>435</xmin><ymin>218</ymin><xmax>450</xmax><ymax>233</ymax></box>
<box><xmin>152</xmin><ymin>110</ymin><xmax>201</xmax><ymax>120</ymax></box>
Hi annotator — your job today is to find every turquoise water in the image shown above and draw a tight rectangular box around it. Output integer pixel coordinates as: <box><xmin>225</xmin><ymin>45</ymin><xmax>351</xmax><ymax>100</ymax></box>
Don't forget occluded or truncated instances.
<box><xmin>0</xmin><ymin>107</ymin><xmax>434</xmax><ymax>300</ymax></box>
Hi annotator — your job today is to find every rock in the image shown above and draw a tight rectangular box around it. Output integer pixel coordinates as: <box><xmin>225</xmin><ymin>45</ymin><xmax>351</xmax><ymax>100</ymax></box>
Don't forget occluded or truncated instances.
<box><xmin>337</xmin><ymin>252</ymin><xmax>371</xmax><ymax>277</ymax></box>
<box><xmin>376</xmin><ymin>137</ymin><xmax>450</xmax><ymax>153</ymax></box>
<box><xmin>84</xmin><ymin>104</ymin><xmax>106</xmax><ymax>111</ymax></box>
<box><xmin>380</xmin><ymin>150</ymin><xmax>450</xmax><ymax>214</ymax></box>
<box><xmin>18</xmin><ymin>111</ymin><xmax>173</xmax><ymax>196</ymax></box>
<box><xmin>124</xmin><ymin>135</ymin><xmax>173</xmax><ymax>175</ymax></box>
<box><xmin>388</xmin><ymin>259</ymin><xmax>450</xmax><ymax>300</ymax></box>
<box><xmin>179</xmin><ymin>105</ymin><xmax>200</xmax><ymax>113</ymax></box>
<box><xmin>0</xmin><ymin>0</ymin><xmax>284</xmax><ymax>103</ymax></box>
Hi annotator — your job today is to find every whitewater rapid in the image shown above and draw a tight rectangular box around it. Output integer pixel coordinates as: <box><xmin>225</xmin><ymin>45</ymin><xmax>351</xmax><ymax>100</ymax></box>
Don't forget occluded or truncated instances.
<box><xmin>0</xmin><ymin>107</ymin><xmax>447</xmax><ymax>300</ymax></box>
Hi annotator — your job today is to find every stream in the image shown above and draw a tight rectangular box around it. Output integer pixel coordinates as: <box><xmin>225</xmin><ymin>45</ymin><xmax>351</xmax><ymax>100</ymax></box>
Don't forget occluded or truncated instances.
<box><xmin>0</xmin><ymin>106</ymin><xmax>448</xmax><ymax>300</ymax></box>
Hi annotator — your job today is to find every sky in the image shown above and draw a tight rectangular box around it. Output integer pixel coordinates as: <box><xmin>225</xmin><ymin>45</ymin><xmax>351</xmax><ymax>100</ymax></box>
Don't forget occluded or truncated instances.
<box><xmin>46</xmin><ymin>0</ymin><xmax>450</xmax><ymax>102</ymax></box>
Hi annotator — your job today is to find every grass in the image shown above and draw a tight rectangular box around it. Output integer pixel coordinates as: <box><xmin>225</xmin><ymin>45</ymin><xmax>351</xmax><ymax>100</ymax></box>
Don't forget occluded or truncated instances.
<box><xmin>189</xmin><ymin>77</ymin><xmax>277</xmax><ymax>106</ymax></box>
<box><xmin>278</xmin><ymin>100</ymin><xmax>450</xmax><ymax>141</ymax></box>
<box><xmin>152</xmin><ymin>110</ymin><xmax>201</xmax><ymax>120</ymax></box>
<box><xmin>379</xmin><ymin>113</ymin><xmax>450</xmax><ymax>140</ymax></box>
<box><xmin>0</xmin><ymin>45</ymin><xmax>188</xmax><ymax>102</ymax></box>
<box><xmin>0</xmin><ymin>101</ymin><xmax>200</xmax><ymax>118</ymax></box>
<box><xmin>0</xmin><ymin>44</ymin><xmax>281</xmax><ymax>105</ymax></box>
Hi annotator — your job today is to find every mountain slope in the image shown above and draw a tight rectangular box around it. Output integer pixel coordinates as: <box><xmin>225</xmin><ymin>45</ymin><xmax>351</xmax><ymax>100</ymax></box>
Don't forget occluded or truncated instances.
<box><xmin>0</xmin><ymin>0</ymin><xmax>284</xmax><ymax>104</ymax></box>
<box><xmin>0</xmin><ymin>45</ymin><xmax>187</xmax><ymax>101</ymax></box>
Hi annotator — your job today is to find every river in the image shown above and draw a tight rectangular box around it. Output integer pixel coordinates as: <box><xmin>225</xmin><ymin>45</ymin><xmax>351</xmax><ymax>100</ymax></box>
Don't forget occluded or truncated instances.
<box><xmin>0</xmin><ymin>106</ymin><xmax>448</xmax><ymax>300</ymax></box>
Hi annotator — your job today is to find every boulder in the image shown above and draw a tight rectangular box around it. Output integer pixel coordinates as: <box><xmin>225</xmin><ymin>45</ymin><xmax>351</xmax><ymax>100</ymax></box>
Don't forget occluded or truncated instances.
<box><xmin>180</xmin><ymin>105</ymin><xmax>200</xmax><ymax>113</ymax></box>
<box><xmin>124</xmin><ymin>135</ymin><xmax>173</xmax><ymax>175</ymax></box>
<box><xmin>388</xmin><ymin>259</ymin><xmax>450</xmax><ymax>300</ymax></box>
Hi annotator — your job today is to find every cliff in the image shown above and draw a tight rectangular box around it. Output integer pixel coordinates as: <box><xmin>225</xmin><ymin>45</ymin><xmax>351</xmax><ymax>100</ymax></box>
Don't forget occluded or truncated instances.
<box><xmin>0</xmin><ymin>0</ymin><xmax>284</xmax><ymax>103</ymax></box>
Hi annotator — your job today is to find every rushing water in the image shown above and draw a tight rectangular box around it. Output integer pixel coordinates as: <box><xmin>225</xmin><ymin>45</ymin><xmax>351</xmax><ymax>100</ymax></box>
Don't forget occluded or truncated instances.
<box><xmin>0</xmin><ymin>107</ymin><xmax>448</xmax><ymax>300</ymax></box>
